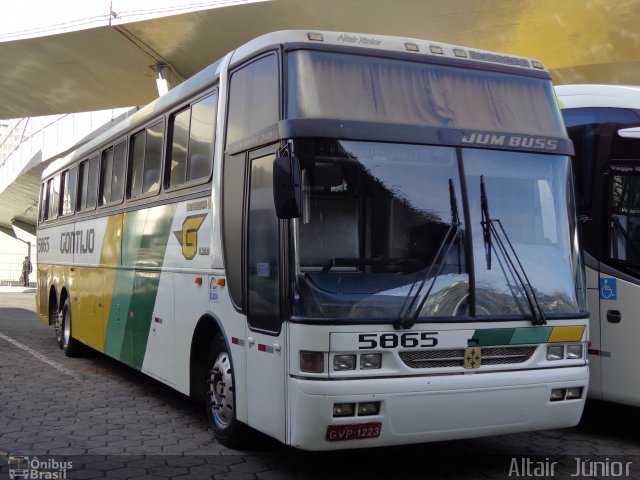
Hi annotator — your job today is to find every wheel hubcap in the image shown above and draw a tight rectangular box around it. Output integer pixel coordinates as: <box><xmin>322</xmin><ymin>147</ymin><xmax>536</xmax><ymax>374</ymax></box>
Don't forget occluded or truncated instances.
<box><xmin>63</xmin><ymin>309</ymin><xmax>71</xmax><ymax>346</ymax></box>
<box><xmin>207</xmin><ymin>351</ymin><xmax>234</xmax><ymax>428</ymax></box>
<box><xmin>54</xmin><ymin>310</ymin><xmax>62</xmax><ymax>342</ymax></box>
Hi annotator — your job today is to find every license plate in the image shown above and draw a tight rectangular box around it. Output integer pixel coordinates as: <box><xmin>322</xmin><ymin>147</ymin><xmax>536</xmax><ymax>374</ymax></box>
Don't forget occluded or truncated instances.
<box><xmin>326</xmin><ymin>422</ymin><xmax>382</xmax><ymax>441</ymax></box>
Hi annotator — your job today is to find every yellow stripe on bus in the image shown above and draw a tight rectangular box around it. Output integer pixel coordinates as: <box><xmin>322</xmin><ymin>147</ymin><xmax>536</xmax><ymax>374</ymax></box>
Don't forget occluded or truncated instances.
<box><xmin>76</xmin><ymin>214</ymin><xmax>123</xmax><ymax>352</ymax></box>
<box><xmin>548</xmin><ymin>326</ymin><xmax>586</xmax><ymax>343</ymax></box>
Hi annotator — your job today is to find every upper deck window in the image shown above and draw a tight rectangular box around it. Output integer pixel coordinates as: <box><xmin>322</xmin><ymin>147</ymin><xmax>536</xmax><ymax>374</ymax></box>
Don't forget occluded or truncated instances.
<box><xmin>287</xmin><ymin>50</ymin><xmax>565</xmax><ymax>137</ymax></box>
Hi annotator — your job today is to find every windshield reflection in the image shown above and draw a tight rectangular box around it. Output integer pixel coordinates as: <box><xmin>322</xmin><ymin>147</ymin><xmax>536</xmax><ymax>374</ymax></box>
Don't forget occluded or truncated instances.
<box><xmin>292</xmin><ymin>139</ymin><xmax>584</xmax><ymax>322</ymax></box>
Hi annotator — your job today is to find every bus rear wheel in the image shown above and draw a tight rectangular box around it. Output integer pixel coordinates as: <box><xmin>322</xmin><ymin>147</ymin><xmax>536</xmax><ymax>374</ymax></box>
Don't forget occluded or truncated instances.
<box><xmin>205</xmin><ymin>336</ymin><xmax>254</xmax><ymax>449</ymax></box>
<box><xmin>51</xmin><ymin>303</ymin><xmax>63</xmax><ymax>349</ymax></box>
<box><xmin>60</xmin><ymin>299</ymin><xmax>82</xmax><ymax>357</ymax></box>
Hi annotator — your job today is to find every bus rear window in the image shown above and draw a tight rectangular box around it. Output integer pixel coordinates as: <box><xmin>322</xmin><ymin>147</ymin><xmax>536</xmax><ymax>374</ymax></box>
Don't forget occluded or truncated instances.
<box><xmin>288</xmin><ymin>50</ymin><xmax>565</xmax><ymax>137</ymax></box>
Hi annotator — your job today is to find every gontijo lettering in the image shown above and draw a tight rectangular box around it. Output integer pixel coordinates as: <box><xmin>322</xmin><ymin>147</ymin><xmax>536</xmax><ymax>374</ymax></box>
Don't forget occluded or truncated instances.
<box><xmin>60</xmin><ymin>229</ymin><xmax>95</xmax><ymax>254</ymax></box>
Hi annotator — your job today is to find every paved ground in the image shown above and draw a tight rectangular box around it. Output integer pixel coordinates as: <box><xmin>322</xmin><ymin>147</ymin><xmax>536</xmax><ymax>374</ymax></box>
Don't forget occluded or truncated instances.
<box><xmin>0</xmin><ymin>290</ymin><xmax>639</xmax><ymax>479</ymax></box>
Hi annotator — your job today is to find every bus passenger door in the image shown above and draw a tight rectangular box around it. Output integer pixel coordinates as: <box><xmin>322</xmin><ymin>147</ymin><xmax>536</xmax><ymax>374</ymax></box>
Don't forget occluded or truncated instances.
<box><xmin>245</xmin><ymin>151</ymin><xmax>286</xmax><ymax>442</ymax></box>
<box><xmin>599</xmin><ymin>273</ymin><xmax>640</xmax><ymax>405</ymax></box>
<box><xmin>599</xmin><ymin>169</ymin><xmax>640</xmax><ymax>406</ymax></box>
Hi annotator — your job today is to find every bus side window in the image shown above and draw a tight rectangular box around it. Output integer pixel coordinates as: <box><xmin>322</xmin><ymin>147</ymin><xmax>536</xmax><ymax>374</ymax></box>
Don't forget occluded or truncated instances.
<box><xmin>98</xmin><ymin>141</ymin><xmax>126</xmax><ymax>206</ymax></box>
<box><xmin>129</xmin><ymin>121</ymin><xmax>165</xmax><ymax>199</ymax></box>
<box><xmin>169</xmin><ymin>108</ymin><xmax>189</xmax><ymax>187</ymax></box>
<box><xmin>61</xmin><ymin>167</ymin><xmax>78</xmax><ymax>216</ymax></box>
<box><xmin>187</xmin><ymin>93</ymin><xmax>217</xmax><ymax>182</ymax></box>
<box><xmin>609</xmin><ymin>173</ymin><xmax>640</xmax><ymax>269</ymax></box>
<box><xmin>38</xmin><ymin>182</ymin><xmax>49</xmax><ymax>222</ymax></box>
<box><xmin>168</xmin><ymin>92</ymin><xmax>217</xmax><ymax>188</ymax></box>
<box><xmin>111</xmin><ymin>141</ymin><xmax>126</xmax><ymax>203</ymax></box>
<box><xmin>78</xmin><ymin>155</ymin><xmax>99</xmax><ymax>211</ymax></box>
<box><xmin>226</xmin><ymin>54</ymin><xmax>279</xmax><ymax>147</ymax></box>
<box><xmin>47</xmin><ymin>175</ymin><xmax>61</xmax><ymax>220</ymax></box>
<box><xmin>100</xmin><ymin>146</ymin><xmax>114</xmax><ymax>206</ymax></box>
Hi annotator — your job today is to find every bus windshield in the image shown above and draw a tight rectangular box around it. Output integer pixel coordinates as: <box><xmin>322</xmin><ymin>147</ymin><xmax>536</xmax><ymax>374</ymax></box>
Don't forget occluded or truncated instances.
<box><xmin>292</xmin><ymin>139</ymin><xmax>585</xmax><ymax>322</ymax></box>
<box><xmin>288</xmin><ymin>50</ymin><xmax>565</xmax><ymax>137</ymax></box>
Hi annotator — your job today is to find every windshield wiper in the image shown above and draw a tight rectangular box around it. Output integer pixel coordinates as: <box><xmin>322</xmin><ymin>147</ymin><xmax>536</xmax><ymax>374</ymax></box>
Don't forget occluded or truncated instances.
<box><xmin>396</xmin><ymin>179</ymin><xmax>462</xmax><ymax>330</ymax></box>
<box><xmin>480</xmin><ymin>176</ymin><xmax>546</xmax><ymax>326</ymax></box>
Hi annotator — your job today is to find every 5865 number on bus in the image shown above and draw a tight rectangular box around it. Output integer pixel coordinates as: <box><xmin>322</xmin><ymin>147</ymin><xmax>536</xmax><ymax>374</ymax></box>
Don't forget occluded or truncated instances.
<box><xmin>358</xmin><ymin>332</ymin><xmax>438</xmax><ymax>349</ymax></box>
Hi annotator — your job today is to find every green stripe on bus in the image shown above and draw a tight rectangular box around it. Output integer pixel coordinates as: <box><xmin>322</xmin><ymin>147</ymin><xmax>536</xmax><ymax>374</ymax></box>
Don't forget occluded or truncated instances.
<box><xmin>472</xmin><ymin>329</ymin><xmax>515</xmax><ymax>346</ymax></box>
<box><xmin>473</xmin><ymin>327</ymin><xmax>558</xmax><ymax>346</ymax></box>
<box><xmin>104</xmin><ymin>204</ymin><xmax>177</xmax><ymax>369</ymax></box>
<box><xmin>509</xmin><ymin>327</ymin><xmax>552</xmax><ymax>345</ymax></box>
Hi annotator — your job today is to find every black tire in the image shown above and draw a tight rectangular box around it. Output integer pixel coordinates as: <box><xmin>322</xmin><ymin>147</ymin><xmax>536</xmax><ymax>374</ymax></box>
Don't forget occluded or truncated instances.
<box><xmin>60</xmin><ymin>299</ymin><xmax>83</xmax><ymax>357</ymax></box>
<box><xmin>205</xmin><ymin>336</ymin><xmax>255</xmax><ymax>449</ymax></box>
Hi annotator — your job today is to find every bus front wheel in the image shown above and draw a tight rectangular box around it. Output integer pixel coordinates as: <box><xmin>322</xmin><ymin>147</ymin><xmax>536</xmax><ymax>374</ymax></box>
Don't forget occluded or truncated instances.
<box><xmin>60</xmin><ymin>299</ymin><xmax>82</xmax><ymax>357</ymax></box>
<box><xmin>205</xmin><ymin>336</ymin><xmax>254</xmax><ymax>449</ymax></box>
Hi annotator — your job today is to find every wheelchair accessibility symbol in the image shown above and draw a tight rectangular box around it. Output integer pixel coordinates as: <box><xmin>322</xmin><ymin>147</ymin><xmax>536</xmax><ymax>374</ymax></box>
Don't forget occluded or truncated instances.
<box><xmin>600</xmin><ymin>278</ymin><xmax>617</xmax><ymax>300</ymax></box>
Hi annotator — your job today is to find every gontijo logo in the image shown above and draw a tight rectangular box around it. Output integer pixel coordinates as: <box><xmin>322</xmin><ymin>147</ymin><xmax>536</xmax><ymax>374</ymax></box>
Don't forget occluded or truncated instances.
<box><xmin>173</xmin><ymin>214</ymin><xmax>207</xmax><ymax>260</ymax></box>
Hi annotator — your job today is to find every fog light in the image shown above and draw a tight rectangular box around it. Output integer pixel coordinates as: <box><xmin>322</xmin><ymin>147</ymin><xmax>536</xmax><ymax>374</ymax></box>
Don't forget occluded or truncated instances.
<box><xmin>566</xmin><ymin>387</ymin><xmax>583</xmax><ymax>399</ymax></box>
<box><xmin>550</xmin><ymin>388</ymin><xmax>566</xmax><ymax>401</ymax></box>
<box><xmin>357</xmin><ymin>402</ymin><xmax>380</xmax><ymax>416</ymax></box>
<box><xmin>360</xmin><ymin>353</ymin><xmax>382</xmax><ymax>370</ymax></box>
<box><xmin>300</xmin><ymin>351</ymin><xmax>324</xmax><ymax>373</ymax></box>
<box><xmin>566</xmin><ymin>344</ymin><xmax>583</xmax><ymax>359</ymax></box>
<box><xmin>333</xmin><ymin>355</ymin><xmax>356</xmax><ymax>371</ymax></box>
<box><xmin>333</xmin><ymin>403</ymin><xmax>355</xmax><ymax>417</ymax></box>
<box><xmin>547</xmin><ymin>345</ymin><xmax>564</xmax><ymax>361</ymax></box>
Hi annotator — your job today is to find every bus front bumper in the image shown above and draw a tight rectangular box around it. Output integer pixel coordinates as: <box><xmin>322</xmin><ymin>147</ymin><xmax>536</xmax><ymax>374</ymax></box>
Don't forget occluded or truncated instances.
<box><xmin>287</xmin><ymin>366</ymin><xmax>588</xmax><ymax>451</ymax></box>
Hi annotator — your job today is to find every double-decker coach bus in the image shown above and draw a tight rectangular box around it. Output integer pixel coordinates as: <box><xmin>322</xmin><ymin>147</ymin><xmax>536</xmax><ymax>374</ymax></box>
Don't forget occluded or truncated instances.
<box><xmin>556</xmin><ymin>84</ymin><xmax>640</xmax><ymax>407</ymax></box>
<box><xmin>36</xmin><ymin>31</ymin><xmax>588</xmax><ymax>451</ymax></box>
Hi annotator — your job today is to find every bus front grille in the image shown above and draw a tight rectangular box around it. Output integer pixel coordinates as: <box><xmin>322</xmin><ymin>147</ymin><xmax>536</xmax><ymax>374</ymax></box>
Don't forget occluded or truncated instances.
<box><xmin>399</xmin><ymin>346</ymin><xmax>537</xmax><ymax>369</ymax></box>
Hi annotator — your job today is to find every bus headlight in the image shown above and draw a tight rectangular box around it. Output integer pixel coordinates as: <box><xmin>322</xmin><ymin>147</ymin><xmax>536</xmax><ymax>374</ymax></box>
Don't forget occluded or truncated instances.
<box><xmin>566</xmin><ymin>344</ymin><xmax>583</xmax><ymax>359</ymax></box>
<box><xmin>360</xmin><ymin>353</ymin><xmax>382</xmax><ymax>370</ymax></box>
<box><xmin>333</xmin><ymin>355</ymin><xmax>356</xmax><ymax>371</ymax></box>
<box><xmin>547</xmin><ymin>345</ymin><xmax>564</xmax><ymax>361</ymax></box>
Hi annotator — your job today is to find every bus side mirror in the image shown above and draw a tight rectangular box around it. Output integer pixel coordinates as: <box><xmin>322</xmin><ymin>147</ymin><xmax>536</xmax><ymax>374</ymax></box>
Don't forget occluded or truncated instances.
<box><xmin>273</xmin><ymin>155</ymin><xmax>302</xmax><ymax>219</ymax></box>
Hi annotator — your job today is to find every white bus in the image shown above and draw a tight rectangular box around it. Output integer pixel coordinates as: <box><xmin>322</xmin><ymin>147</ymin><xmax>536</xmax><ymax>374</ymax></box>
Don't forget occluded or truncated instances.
<box><xmin>556</xmin><ymin>84</ymin><xmax>640</xmax><ymax>407</ymax></box>
<box><xmin>36</xmin><ymin>30</ymin><xmax>588</xmax><ymax>451</ymax></box>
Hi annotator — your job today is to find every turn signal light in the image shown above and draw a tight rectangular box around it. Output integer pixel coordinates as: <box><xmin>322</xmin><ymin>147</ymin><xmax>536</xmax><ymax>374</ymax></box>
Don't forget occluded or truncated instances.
<box><xmin>300</xmin><ymin>351</ymin><xmax>324</xmax><ymax>373</ymax></box>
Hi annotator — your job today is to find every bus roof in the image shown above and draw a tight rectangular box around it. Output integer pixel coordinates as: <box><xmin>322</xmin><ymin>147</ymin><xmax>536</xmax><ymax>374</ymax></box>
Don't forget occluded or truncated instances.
<box><xmin>43</xmin><ymin>29</ymin><xmax>550</xmax><ymax>179</ymax></box>
<box><xmin>555</xmin><ymin>84</ymin><xmax>640</xmax><ymax>109</ymax></box>
<box><xmin>229</xmin><ymin>30</ymin><xmax>548</xmax><ymax>72</ymax></box>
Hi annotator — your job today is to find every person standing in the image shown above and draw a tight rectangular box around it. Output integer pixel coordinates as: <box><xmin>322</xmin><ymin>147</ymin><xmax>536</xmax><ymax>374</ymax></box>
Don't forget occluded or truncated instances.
<box><xmin>22</xmin><ymin>256</ymin><xmax>32</xmax><ymax>286</ymax></box>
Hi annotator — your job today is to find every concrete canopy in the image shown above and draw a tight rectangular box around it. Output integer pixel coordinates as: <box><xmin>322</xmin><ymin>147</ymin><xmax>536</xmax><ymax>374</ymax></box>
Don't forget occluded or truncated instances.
<box><xmin>1</xmin><ymin>0</ymin><xmax>639</xmax><ymax>119</ymax></box>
